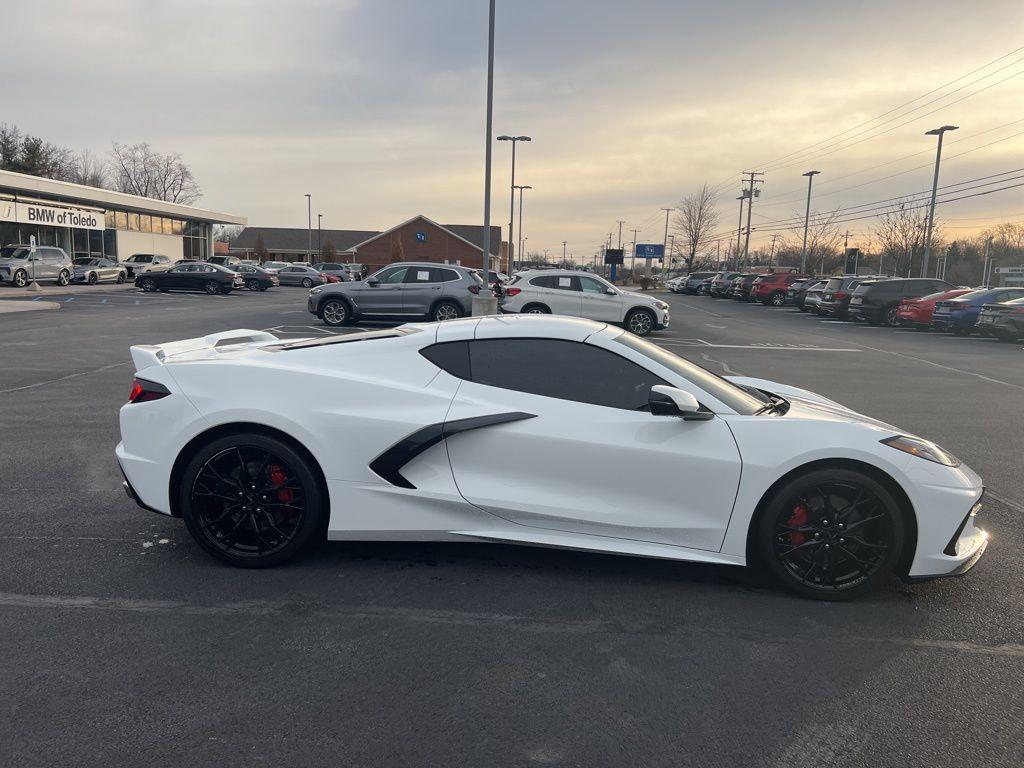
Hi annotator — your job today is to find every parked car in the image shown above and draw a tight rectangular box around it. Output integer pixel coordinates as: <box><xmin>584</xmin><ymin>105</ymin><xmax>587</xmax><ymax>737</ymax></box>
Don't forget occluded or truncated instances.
<box><xmin>118</xmin><ymin>315</ymin><xmax>986</xmax><ymax>598</ymax></box>
<box><xmin>309</xmin><ymin>262</ymin><xmax>484</xmax><ymax>327</ymax></box>
<box><xmin>750</xmin><ymin>272</ymin><xmax>809</xmax><ymax>306</ymax></box>
<box><xmin>848</xmin><ymin>278</ymin><xmax>954</xmax><ymax>325</ymax></box>
<box><xmin>231</xmin><ymin>264</ymin><xmax>280</xmax><ymax>291</ymax></box>
<box><xmin>121</xmin><ymin>253</ymin><xmax>174</xmax><ymax>279</ymax></box>
<box><xmin>72</xmin><ymin>257</ymin><xmax>128</xmax><ymax>285</ymax></box>
<box><xmin>803</xmin><ymin>280</ymin><xmax>829</xmax><ymax>313</ymax></box>
<box><xmin>136</xmin><ymin>262</ymin><xmax>244</xmax><ymax>295</ymax></box>
<box><xmin>473</xmin><ymin>269</ymin><xmax>509</xmax><ymax>286</ymax></box>
<box><xmin>975</xmin><ymin>296</ymin><xmax>1024</xmax><ymax>341</ymax></box>
<box><xmin>789</xmin><ymin>278</ymin><xmax>824</xmax><ymax>310</ymax></box>
<box><xmin>499</xmin><ymin>269</ymin><xmax>669</xmax><ymax>336</ymax></box>
<box><xmin>276</xmin><ymin>264</ymin><xmax>328</xmax><ymax>288</ymax></box>
<box><xmin>0</xmin><ymin>244</ymin><xmax>74</xmax><ymax>287</ymax></box>
<box><xmin>312</xmin><ymin>262</ymin><xmax>349</xmax><ymax>280</ymax></box>
<box><xmin>817</xmin><ymin>275</ymin><xmax>885</xmax><ymax>319</ymax></box>
<box><xmin>208</xmin><ymin>255</ymin><xmax>241</xmax><ymax>268</ymax></box>
<box><xmin>931</xmin><ymin>287</ymin><xmax>1024</xmax><ymax>335</ymax></box>
<box><xmin>730</xmin><ymin>273</ymin><xmax>762</xmax><ymax>301</ymax></box>
<box><xmin>895</xmin><ymin>288</ymin><xmax>974</xmax><ymax>329</ymax></box>
<box><xmin>708</xmin><ymin>271</ymin><xmax>741</xmax><ymax>297</ymax></box>
<box><xmin>261</xmin><ymin>261</ymin><xmax>291</xmax><ymax>273</ymax></box>
<box><xmin>680</xmin><ymin>271</ymin><xmax>716</xmax><ymax>294</ymax></box>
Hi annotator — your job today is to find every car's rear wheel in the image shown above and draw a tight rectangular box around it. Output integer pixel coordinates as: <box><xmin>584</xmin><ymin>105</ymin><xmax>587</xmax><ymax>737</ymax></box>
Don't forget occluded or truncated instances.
<box><xmin>756</xmin><ymin>468</ymin><xmax>905</xmax><ymax>600</ymax></box>
<box><xmin>246</xmin><ymin>279</ymin><xmax>260</xmax><ymax>291</ymax></box>
<box><xmin>768</xmin><ymin>291</ymin><xmax>786</xmax><ymax>307</ymax></box>
<box><xmin>884</xmin><ymin>304</ymin><xmax>899</xmax><ymax>326</ymax></box>
<box><xmin>204</xmin><ymin>280</ymin><xmax>220</xmax><ymax>295</ymax></box>
<box><xmin>301</xmin><ymin>278</ymin><xmax>314</xmax><ymax>288</ymax></box>
<box><xmin>87</xmin><ymin>272</ymin><xmax>98</xmax><ymax>285</ymax></box>
<box><xmin>141</xmin><ymin>277</ymin><xmax>157</xmax><ymax>292</ymax></box>
<box><xmin>625</xmin><ymin>308</ymin><xmax>656</xmax><ymax>336</ymax></box>
<box><xmin>433</xmin><ymin>300</ymin><xmax>461</xmax><ymax>322</ymax></box>
<box><xmin>521</xmin><ymin>303</ymin><xmax>550</xmax><ymax>314</ymax></box>
<box><xmin>13</xmin><ymin>269</ymin><xmax>28</xmax><ymax>288</ymax></box>
<box><xmin>180</xmin><ymin>433</ymin><xmax>325</xmax><ymax>567</ymax></box>
<box><xmin>320</xmin><ymin>298</ymin><xmax>352</xmax><ymax>326</ymax></box>
<box><xmin>116</xmin><ymin>272</ymin><xmax>126</xmax><ymax>284</ymax></box>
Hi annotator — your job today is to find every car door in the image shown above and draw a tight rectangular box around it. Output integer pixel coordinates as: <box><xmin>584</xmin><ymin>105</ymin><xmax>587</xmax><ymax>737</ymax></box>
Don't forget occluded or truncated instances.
<box><xmin>159</xmin><ymin>264</ymin><xmax>186</xmax><ymax>289</ymax></box>
<box><xmin>442</xmin><ymin>337</ymin><xmax>742</xmax><ymax>551</ymax></box>
<box><xmin>358</xmin><ymin>266</ymin><xmax>408</xmax><ymax>314</ymax></box>
<box><xmin>544</xmin><ymin>275</ymin><xmax>583</xmax><ymax>315</ymax></box>
<box><xmin>578</xmin><ymin>275</ymin><xmax>623</xmax><ymax>321</ymax></box>
<box><xmin>402</xmin><ymin>266</ymin><xmax>442</xmax><ymax>316</ymax></box>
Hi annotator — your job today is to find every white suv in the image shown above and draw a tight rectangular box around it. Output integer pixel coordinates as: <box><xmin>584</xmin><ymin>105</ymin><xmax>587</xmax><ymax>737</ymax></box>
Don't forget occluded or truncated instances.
<box><xmin>499</xmin><ymin>270</ymin><xmax>670</xmax><ymax>336</ymax></box>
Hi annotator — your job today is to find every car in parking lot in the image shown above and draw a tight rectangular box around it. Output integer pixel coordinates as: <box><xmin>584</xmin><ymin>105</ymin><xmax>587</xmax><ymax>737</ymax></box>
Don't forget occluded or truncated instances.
<box><xmin>679</xmin><ymin>271</ymin><xmax>716</xmax><ymax>294</ymax></box>
<box><xmin>802</xmin><ymin>280</ymin><xmax>830</xmax><ymax>313</ymax></box>
<box><xmin>817</xmin><ymin>275</ymin><xmax>884</xmax><ymax>319</ymax></box>
<box><xmin>121</xmin><ymin>253</ymin><xmax>174</xmax><ymax>279</ymax></box>
<box><xmin>930</xmin><ymin>287</ymin><xmax>1024</xmax><ymax>335</ymax></box>
<box><xmin>975</xmin><ymin>296</ymin><xmax>1024</xmax><ymax>341</ymax></box>
<box><xmin>895</xmin><ymin>288</ymin><xmax>974</xmax><ymax>329</ymax></box>
<box><xmin>750</xmin><ymin>271</ymin><xmax>808</xmax><ymax>306</ymax></box>
<box><xmin>789</xmin><ymin>278</ymin><xmax>824</xmax><ymax>310</ymax></box>
<box><xmin>708</xmin><ymin>271</ymin><xmax>741</xmax><ymax>297</ymax></box>
<box><xmin>208</xmin><ymin>255</ymin><xmax>242</xmax><ymax>268</ymax></box>
<box><xmin>260</xmin><ymin>261</ymin><xmax>291</xmax><ymax>273</ymax></box>
<box><xmin>309</xmin><ymin>262</ymin><xmax>483</xmax><ymax>327</ymax></box>
<box><xmin>231</xmin><ymin>264</ymin><xmax>280</xmax><ymax>291</ymax></box>
<box><xmin>730</xmin><ymin>273</ymin><xmax>762</xmax><ymax>301</ymax></box>
<box><xmin>0</xmin><ymin>244</ymin><xmax>74</xmax><ymax>287</ymax></box>
<box><xmin>848</xmin><ymin>278</ymin><xmax>953</xmax><ymax>325</ymax></box>
<box><xmin>312</xmin><ymin>262</ymin><xmax>349</xmax><ymax>280</ymax></box>
<box><xmin>136</xmin><ymin>262</ymin><xmax>244</xmax><ymax>295</ymax></box>
<box><xmin>276</xmin><ymin>264</ymin><xmax>328</xmax><ymax>288</ymax></box>
<box><xmin>71</xmin><ymin>257</ymin><xmax>127</xmax><ymax>285</ymax></box>
<box><xmin>499</xmin><ymin>269</ymin><xmax>669</xmax><ymax>336</ymax></box>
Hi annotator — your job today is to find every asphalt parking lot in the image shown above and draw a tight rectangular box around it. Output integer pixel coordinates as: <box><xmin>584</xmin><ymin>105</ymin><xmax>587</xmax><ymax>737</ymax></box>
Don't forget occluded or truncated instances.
<box><xmin>1</xmin><ymin>286</ymin><xmax>1022</xmax><ymax>768</ymax></box>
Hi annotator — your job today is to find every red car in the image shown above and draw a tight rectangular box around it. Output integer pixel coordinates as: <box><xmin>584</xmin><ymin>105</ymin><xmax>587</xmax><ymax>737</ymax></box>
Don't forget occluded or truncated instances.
<box><xmin>895</xmin><ymin>288</ymin><xmax>973</xmax><ymax>329</ymax></box>
<box><xmin>749</xmin><ymin>272</ymin><xmax>810</xmax><ymax>306</ymax></box>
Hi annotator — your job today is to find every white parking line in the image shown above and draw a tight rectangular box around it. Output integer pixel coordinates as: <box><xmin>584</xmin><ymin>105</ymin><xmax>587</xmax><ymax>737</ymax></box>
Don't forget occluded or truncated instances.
<box><xmin>658</xmin><ymin>340</ymin><xmax>860</xmax><ymax>352</ymax></box>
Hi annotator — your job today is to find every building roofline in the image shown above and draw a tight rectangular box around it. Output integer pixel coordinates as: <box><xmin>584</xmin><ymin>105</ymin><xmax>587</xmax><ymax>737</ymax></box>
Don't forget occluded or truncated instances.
<box><xmin>345</xmin><ymin>214</ymin><xmax>494</xmax><ymax>254</ymax></box>
<box><xmin>0</xmin><ymin>169</ymin><xmax>246</xmax><ymax>226</ymax></box>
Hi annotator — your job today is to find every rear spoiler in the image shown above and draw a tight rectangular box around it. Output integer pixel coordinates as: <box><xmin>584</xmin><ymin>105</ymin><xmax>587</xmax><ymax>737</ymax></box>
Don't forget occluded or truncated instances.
<box><xmin>129</xmin><ymin>328</ymin><xmax>279</xmax><ymax>372</ymax></box>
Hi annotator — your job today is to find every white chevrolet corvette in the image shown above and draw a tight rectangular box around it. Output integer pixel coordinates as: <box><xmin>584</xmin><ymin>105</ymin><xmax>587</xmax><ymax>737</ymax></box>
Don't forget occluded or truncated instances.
<box><xmin>116</xmin><ymin>315</ymin><xmax>987</xmax><ymax>599</ymax></box>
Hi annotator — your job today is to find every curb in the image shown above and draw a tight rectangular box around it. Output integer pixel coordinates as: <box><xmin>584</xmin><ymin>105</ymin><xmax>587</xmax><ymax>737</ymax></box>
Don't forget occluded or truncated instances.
<box><xmin>0</xmin><ymin>300</ymin><xmax>61</xmax><ymax>314</ymax></box>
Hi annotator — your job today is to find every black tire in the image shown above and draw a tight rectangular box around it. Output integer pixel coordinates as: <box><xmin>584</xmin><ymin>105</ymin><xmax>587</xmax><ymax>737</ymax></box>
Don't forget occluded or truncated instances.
<box><xmin>221</xmin><ymin>287</ymin><xmax>233</xmax><ymax>295</ymax></box>
<box><xmin>116</xmin><ymin>272</ymin><xmax>126</xmax><ymax>284</ymax></box>
<box><xmin>87</xmin><ymin>272</ymin><xmax>98</xmax><ymax>285</ymax></box>
<box><xmin>320</xmin><ymin>298</ymin><xmax>353</xmax><ymax>326</ymax></box>
<box><xmin>259</xmin><ymin>285</ymin><xmax>269</xmax><ymax>292</ymax></box>
<box><xmin>521</xmin><ymin>303</ymin><xmax>550</xmax><ymax>314</ymax></box>
<box><xmin>432</xmin><ymin>300</ymin><xmax>461</xmax><ymax>322</ymax></box>
<box><xmin>13</xmin><ymin>269</ymin><xmax>28</xmax><ymax>288</ymax></box>
<box><xmin>756</xmin><ymin>468</ymin><xmax>905</xmax><ymax>600</ymax></box>
<box><xmin>57</xmin><ymin>270</ymin><xmax>70</xmax><ymax>287</ymax></box>
<box><xmin>301</xmin><ymin>278</ymin><xmax>314</xmax><ymax>288</ymax></box>
<box><xmin>625</xmin><ymin>308</ymin><xmax>656</xmax><ymax>336</ymax></box>
<box><xmin>141</xmin><ymin>277</ymin><xmax>157</xmax><ymax>292</ymax></box>
<box><xmin>246</xmin><ymin>279</ymin><xmax>260</xmax><ymax>291</ymax></box>
<box><xmin>798</xmin><ymin>305</ymin><xmax>808</xmax><ymax>312</ymax></box>
<box><xmin>883</xmin><ymin>303</ymin><xmax>899</xmax><ymax>327</ymax></box>
<box><xmin>767</xmin><ymin>291</ymin><xmax>786</xmax><ymax>307</ymax></box>
<box><xmin>996</xmin><ymin>331</ymin><xmax>1017</xmax><ymax>343</ymax></box>
<box><xmin>204</xmin><ymin>280</ymin><xmax>220</xmax><ymax>295</ymax></box>
<box><xmin>180</xmin><ymin>432</ymin><xmax>326</xmax><ymax>568</ymax></box>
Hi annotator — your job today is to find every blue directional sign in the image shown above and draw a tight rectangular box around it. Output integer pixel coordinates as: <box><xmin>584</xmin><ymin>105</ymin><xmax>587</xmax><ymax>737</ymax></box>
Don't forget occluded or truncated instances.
<box><xmin>635</xmin><ymin>243</ymin><xmax>664</xmax><ymax>259</ymax></box>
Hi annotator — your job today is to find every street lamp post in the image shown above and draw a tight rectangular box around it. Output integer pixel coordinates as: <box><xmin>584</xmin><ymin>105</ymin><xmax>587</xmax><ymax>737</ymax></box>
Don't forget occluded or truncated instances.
<box><xmin>317</xmin><ymin>213</ymin><xmax>322</xmax><ymax>259</ymax></box>
<box><xmin>474</xmin><ymin>0</ymin><xmax>497</xmax><ymax>315</ymax></box>
<box><xmin>513</xmin><ymin>185</ymin><xmax>531</xmax><ymax>272</ymax></box>
<box><xmin>922</xmin><ymin>125</ymin><xmax>958</xmax><ymax>278</ymax></box>
<box><xmin>800</xmin><ymin>170</ymin><xmax>820</xmax><ymax>273</ymax></box>
<box><xmin>304</xmin><ymin>194</ymin><xmax>312</xmax><ymax>264</ymax></box>
<box><xmin>497</xmin><ymin>135</ymin><xmax>531</xmax><ymax>274</ymax></box>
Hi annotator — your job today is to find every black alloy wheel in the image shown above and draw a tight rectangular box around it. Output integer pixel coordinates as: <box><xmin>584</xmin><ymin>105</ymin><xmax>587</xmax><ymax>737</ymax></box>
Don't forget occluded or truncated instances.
<box><xmin>116</xmin><ymin>272</ymin><xmax>126</xmax><ymax>284</ymax></box>
<box><xmin>757</xmin><ymin>469</ymin><xmax>904</xmax><ymax>600</ymax></box>
<box><xmin>141</xmin><ymin>277</ymin><xmax>157</xmax><ymax>292</ymax></box>
<box><xmin>181</xmin><ymin>434</ymin><xmax>325</xmax><ymax>567</ymax></box>
<box><xmin>768</xmin><ymin>291</ymin><xmax>786</xmax><ymax>307</ymax></box>
<box><xmin>87</xmin><ymin>272</ymin><xmax>98</xmax><ymax>285</ymax></box>
<box><xmin>246</xmin><ymin>279</ymin><xmax>260</xmax><ymax>291</ymax></box>
<box><xmin>301</xmin><ymin>278</ymin><xmax>314</xmax><ymax>288</ymax></box>
<box><xmin>885</xmin><ymin>304</ymin><xmax>899</xmax><ymax>326</ymax></box>
<box><xmin>204</xmin><ymin>280</ymin><xmax>220</xmax><ymax>295</ymax></box>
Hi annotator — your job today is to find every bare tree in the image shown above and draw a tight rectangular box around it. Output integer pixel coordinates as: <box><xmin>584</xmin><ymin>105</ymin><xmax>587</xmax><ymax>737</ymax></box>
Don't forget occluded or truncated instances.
<box><xmin>322</xmin><ymin>240</ymin><xmax>338</xmax><ymax>261</ymax></box>
<box><xmin>109</xmin><ymin>142</ymin><xmax>201</xmax><ymax>203</ymax></box>
<box><xmin>872</xmin><ymin>199</ymin><xmax>933</xmax><ymax>277</ymax></box>
<box><xmin>213</xmin><ymin>224</ymin><xmax>243</xmax><ymax>243</ymax></box>
<box><xmin>673</xmin><ymin>183</ymin><xmax>720</xmax><ymax>272</ymax></box>
<box><xmin>68</xmin><ymin>149</ymin><xmax>109</xmax><ymax>188</ymax></box>
<box><xmin>253</xmin><ymin>234</ymin><xmax>268</xmax><ymax>263</ymax></box>
<box><xmin>390</xmin><ymin>236</ymin><xmax>405</xmax><ymax>263</ymax></box>
<box><xmin>783</xmin><ymin>207</ymin><xmax>844</xmax><ymax>273</ymax></box>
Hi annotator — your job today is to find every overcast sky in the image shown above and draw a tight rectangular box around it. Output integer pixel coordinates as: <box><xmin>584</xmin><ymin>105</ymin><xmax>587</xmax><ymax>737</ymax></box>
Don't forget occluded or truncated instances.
<box><xmin>6</xmin><ymin>0</ymin><xmax>1024</xmax><ymax>259</ymax></box>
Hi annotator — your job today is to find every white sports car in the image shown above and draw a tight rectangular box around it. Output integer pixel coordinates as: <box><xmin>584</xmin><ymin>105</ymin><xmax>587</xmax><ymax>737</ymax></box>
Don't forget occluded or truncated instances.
<box><xmin>116</xmin><ymin>315</ymin><xmax>987</xmax><ymax>599</ymax></box>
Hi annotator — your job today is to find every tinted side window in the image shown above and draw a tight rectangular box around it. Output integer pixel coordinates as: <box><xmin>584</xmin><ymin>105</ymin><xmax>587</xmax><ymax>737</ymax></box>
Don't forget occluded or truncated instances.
<box><xmin>529</xmin><ymin>276</ymin><xmax>552</xmax><ymax>288</ymax></box>
<box><xmin>435</xmin><ymin>268</ymin><xmax>461</xmax><ymax>282</ymax></box>
<box><xmin>405</xmin><ymin>267</ymin><xmax>437</xmax><ymax>283</ymax></box>
<box><xmin>420</xmin><ymin>341</ymin><xmax>471</xmax><ymax>379</ymax></box>
<box><xmin>467</xmin><ymin>339</ymin><xmax>667</xmax><ymax>411</ymax></box>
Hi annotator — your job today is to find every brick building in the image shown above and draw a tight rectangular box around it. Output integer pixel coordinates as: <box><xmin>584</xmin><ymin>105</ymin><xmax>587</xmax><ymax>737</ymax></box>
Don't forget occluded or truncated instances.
<box><xmin>230</xmin><ymin>215</ymin><xmax>506</xmax><ymax>273</ymax></box>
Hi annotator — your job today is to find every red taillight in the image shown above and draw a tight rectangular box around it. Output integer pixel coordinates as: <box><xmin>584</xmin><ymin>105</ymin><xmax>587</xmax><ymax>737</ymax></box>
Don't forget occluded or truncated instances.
<box><xmin>128</xmin><ymin>377</ymin><xmax>170</xmax><ymax>404</ymax></box>
<box><xmin>468</xmin><ymin>284</ymin><xmax>481</xmax><ymax>295</ymax></box>
<box><xmin>834</xmin><ymin>291</ymin><xmax>848</xmax><ymax>300</ymax></box>
<box><xmin>504</xmin><ymin>287</ymin><xmax>522</xmax><ymax>296</ymax></box>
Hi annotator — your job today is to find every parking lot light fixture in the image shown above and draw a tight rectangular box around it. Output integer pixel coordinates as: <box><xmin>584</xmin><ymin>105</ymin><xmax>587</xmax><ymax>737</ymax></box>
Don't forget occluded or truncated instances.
<box><xmin>498</xmin><ymin>135</ymin><xmax>531</xmax><ymax>273</ymax></box>
<box><xmin>304</xmin><ymin>194</ymin><xmax>312</xmax><ymax>264</ymax></box>
<box><xmin>922</xmin><ymin>125</ymin><xmax>958</xmax><ymax>278</ymax></box>
<box><xmin>800</xmin><ymin>170</ymin><xmax>820</xmax><ymax>273</ymax></box>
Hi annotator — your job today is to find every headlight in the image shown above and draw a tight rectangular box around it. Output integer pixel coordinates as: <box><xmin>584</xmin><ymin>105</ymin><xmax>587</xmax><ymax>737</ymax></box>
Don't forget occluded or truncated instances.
<box><xmin>309</xmin><ymin>286</ymin><xmax>324</xmax><ymax>294</ymax></box>
<box><xmin>654</xmin><ymin>300</ymin><xmax>668</xmax><ymax>310</ymax></box>
<box><xmin>881</xmin><ymin>435</ymin><xmax>961</xmax><ymax>467</ymax></box>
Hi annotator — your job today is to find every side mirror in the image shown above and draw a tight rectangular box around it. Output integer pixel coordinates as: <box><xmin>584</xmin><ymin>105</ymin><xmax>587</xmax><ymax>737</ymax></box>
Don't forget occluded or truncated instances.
<box><xmin>649</xmin><ymin>385</ymin><xmax>713</xmax><ymax>421</ymax></box>
<box><xmin>605</xmin><ymin>287</ymin><xmax>617</xmax><ymax>295</ymax></box>
<box><xmin>366</xmin><ymin>277</ymin><xmax>379</xmax><ymax>286</ymax></box>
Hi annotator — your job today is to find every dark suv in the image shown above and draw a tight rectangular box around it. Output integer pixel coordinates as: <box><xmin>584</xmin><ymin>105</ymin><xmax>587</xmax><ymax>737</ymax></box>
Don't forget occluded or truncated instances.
<box><xmin>730</xmin><ymin>273</ymin><xmax>762</xmax><ymax>301</ymax></box>
<box><xmin>817</xmin><ymin>275</ymin><xmax>884</xmax><ymax>319</ymax></box>
<box><xmin>848</xmin><ymin>278</ymin><xmax>953</xmax><ymax>325</ymax></box>
<box><xmin>708</xmin><ymin>271</ymin><xmax>741</xmax><ymax>297</ymax></box>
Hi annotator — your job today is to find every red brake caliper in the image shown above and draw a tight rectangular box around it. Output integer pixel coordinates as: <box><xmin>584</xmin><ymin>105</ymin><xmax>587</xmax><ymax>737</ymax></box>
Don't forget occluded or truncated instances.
<box><xmin>268</xmin><ymin>464</ymin><xmax>293</xmax><ymax>504</ymax></box>
<box><xmin>787</xmin><ymin>504</ymin><xmax>808</xmax><ymax>546</ymax></box>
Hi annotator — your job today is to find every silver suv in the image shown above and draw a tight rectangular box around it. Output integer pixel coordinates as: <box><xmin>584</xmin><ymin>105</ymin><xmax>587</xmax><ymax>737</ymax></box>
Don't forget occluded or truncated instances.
<box><xmin>0</xmin><ymin>245</ymin><xmax>74</xmax><ymax>287</ymax></box>
<box><xmin>307</xmin><ymin>261</ymin><xmax>484</xmax><ymax>327</ymax></box>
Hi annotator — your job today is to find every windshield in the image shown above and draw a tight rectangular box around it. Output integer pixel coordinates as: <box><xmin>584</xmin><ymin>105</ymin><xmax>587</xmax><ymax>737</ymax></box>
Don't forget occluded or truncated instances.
<box><xmin>612</xmin><ymin>332</ymin><xmax>766</xmax><ymax>415</ymax></box>
<box><xmin>1</xmin><ymin>247</ymin><xmax>30</xmax><ymax>259</ymax></box>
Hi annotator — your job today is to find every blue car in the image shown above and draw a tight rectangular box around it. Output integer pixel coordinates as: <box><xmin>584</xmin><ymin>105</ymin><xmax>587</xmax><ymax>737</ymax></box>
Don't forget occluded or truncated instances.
<box><xmin>931</xmin><ymin>287</ymin><xmax>1024</xmax><ymax>334</ymax></box>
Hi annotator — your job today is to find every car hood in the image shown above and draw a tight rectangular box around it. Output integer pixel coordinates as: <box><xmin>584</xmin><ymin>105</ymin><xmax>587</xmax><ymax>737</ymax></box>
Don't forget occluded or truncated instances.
<box><xmin>619</xmin><ymin>289</ymin><xmax>658</xmax><ymax>303</ymax></box>
<box><xmin>0</xmin><ymin>258</ymin><xmax>25</xmax><ymax>267</ymax></box>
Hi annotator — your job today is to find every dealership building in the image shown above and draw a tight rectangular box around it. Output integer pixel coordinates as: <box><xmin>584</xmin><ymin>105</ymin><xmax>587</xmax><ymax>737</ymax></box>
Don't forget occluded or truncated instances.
<box><xmin>0</xmin><ymin>169</ymin><xmax>245</xmax><ymax>262</ymax></box>
<box><xmin>231</xmin><ymin>215</ymin><xmax>506</xmax><ymax>273</ymax></box>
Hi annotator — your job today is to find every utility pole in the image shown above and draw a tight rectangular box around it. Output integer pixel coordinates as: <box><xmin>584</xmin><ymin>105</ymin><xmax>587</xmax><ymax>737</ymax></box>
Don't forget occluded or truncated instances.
<box><xmin>617</xmin><ymin>220</ymin><xmax>625</xmax><ymax>248</ymax></box>
<box><xmin>661</xmin><ymin>208</ymin><xmax>672</xmax><ymax>281</ymax></box>
<box><xmin>982</xmin><ymin>235</ymin><xmax>993</xmax><ymax>286</ymax></box>
<box><xmin>304</xmin><ymin>193</ymin><xmax>312</xmax><ymax>263</ymax></box>
<box><xmin>317</xmin><ymin>213</ymin><xmax>322</xmax><ymax>258</ymax></box>
<box><xmin>922</xmin><ymin>125</ymin><xmax>958</xmax><ymax>278</ymax></box>
<box><xmin>799</xmin><ymin>170</ymin><xmax>820</xmax><ymax>273</ymax></box>
<box><xmin>716</xmin><ymin>240</ymin><xmax>721</xmax><ymax>269</ymax></box>
<box><xmin>742</xmin><ymin>171</ymin><xmax>763</xmax><ymax>270</ymax></box>
<box><xmin>768</xmin><ymin>233</ymin><xmax>779</xmax><ymax>268</ymax></box>
<box><xmin>497</xmin><ymin>135</ymin><xmax>531</xmax><ymax>274</ymax></box>
<box><xmin>734</xmin><ymin>194</ymin><xmax>745</xmax><ymax>271</ymax></box>
<box><xmin>843</xmin><ymin>230</ymin><xmax>850</xmax><ymax>251</ymax></box>
<box><xmin>630</xmin><ymin>228</ymin><xmax>639</xmax><ymax>282</ymax></box>
<box><xmin>562</xmin><ymin>240</ymin><xmax>567</xmax><ymax>268</ymax></box>
<box><xmin>668</xmin><ymin>234</ymin><xmax>675</xmax><ymax>276</ymax></box>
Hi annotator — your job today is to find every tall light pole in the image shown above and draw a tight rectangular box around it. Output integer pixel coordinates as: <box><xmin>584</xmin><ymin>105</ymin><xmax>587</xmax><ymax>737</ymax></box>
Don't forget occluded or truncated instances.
<box><xmin>317</xmin><ymin>213</ymin><xmax>322</xmax><ymax>259</ymax></box>
<box><xmin>514</xmin><ymin>185</ymin><xmax>531</xmax><ymax>271</ymax></box>
<box><xmin>661</xmin><ymin>208</ymin><xmax>672</xmax><ymax>280</ymax></box>
<box><xmin>474</xmin><ymin>0</ymin><xmax>497</xmax><ymax>314</ymax></box>
<box><xmin>799</xmin><ymin>170</ymin><xmax>820</xmax><ymax>273</ymax></box>
<box><xmin>630</xmin><ymin>228</ymin><xmax>639</xmax><ymax>280</ymax></box>
<box><xmin>497</xmin><ymin>135</ymin><xmax>531</xmax><ymax>274</ymax></box>
<box><xmin>562</xmin><ymin>240</ymin><xmax>567</xmax><ymax>267</ymax></box>
<box><xmin>304</xmin><ymin>193</ymin><xmax>312</xmax><ymax>263</ymax></box>
<box><xmin>734</xmin><ymin>194</ymin><xmax>745</xmax><ymax>270</ymax></box>
<box><xmin>922</xmin><ymin>125</ymin><xmax>958</xmax><ymax>278</ymax></box>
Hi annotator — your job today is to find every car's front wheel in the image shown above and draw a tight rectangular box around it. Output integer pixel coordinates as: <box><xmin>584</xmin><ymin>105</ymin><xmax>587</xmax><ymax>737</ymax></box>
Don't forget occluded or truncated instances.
<box><xmin>767</xmin><ymin>291</ymin><xmax>786</xmax><ymax>307</ymax></box>
<box><xmin>521</xmin><ymin>303</ymin><xmax>550</xmax><ymax>314</ymax></box>
<box><xmin>625</xmin><ymin>308</ymin><xmax>656</xmax><ymax>336</ymax></box>
<box><xmin>87</xmin><ymin>272</ymin><xmax>98</xmax><ymax>285</ymax></box>
<box><xmin>57</xmin><ymin>270</ymin><xmax>71</xmax><ymax>286</ymax></box>
<box><xmin>320</xmin><ymin>298</ymin><xmax>352</xmax><ymax>326</ymax></box>
<box><xmin>116</xmin><ymin>272</ymin><xmax>126</xmax><ymax>284</ymax></box>
<box><xmin>756</xmin><ymin>468</ymin><xmax>905</xmax><ymax>600</ymax></box>
<box><xmin>13</xmin><ymin>269</ymin><xmax>28</xmax><ymax>288</ymax></box>
<box><xmin>301</xmin><ymin>278</ymin><xmax>314</xmax><ymax>288</ymax></box>
<box><xmin>180</xmin><ymin>433</ymin><xmax>326</xmax><ymax>567</ymax></box>
<box><xmin>141</xmin><ymin>277</ymin><xmax>157</xmax><ymax>292</ymax></box>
